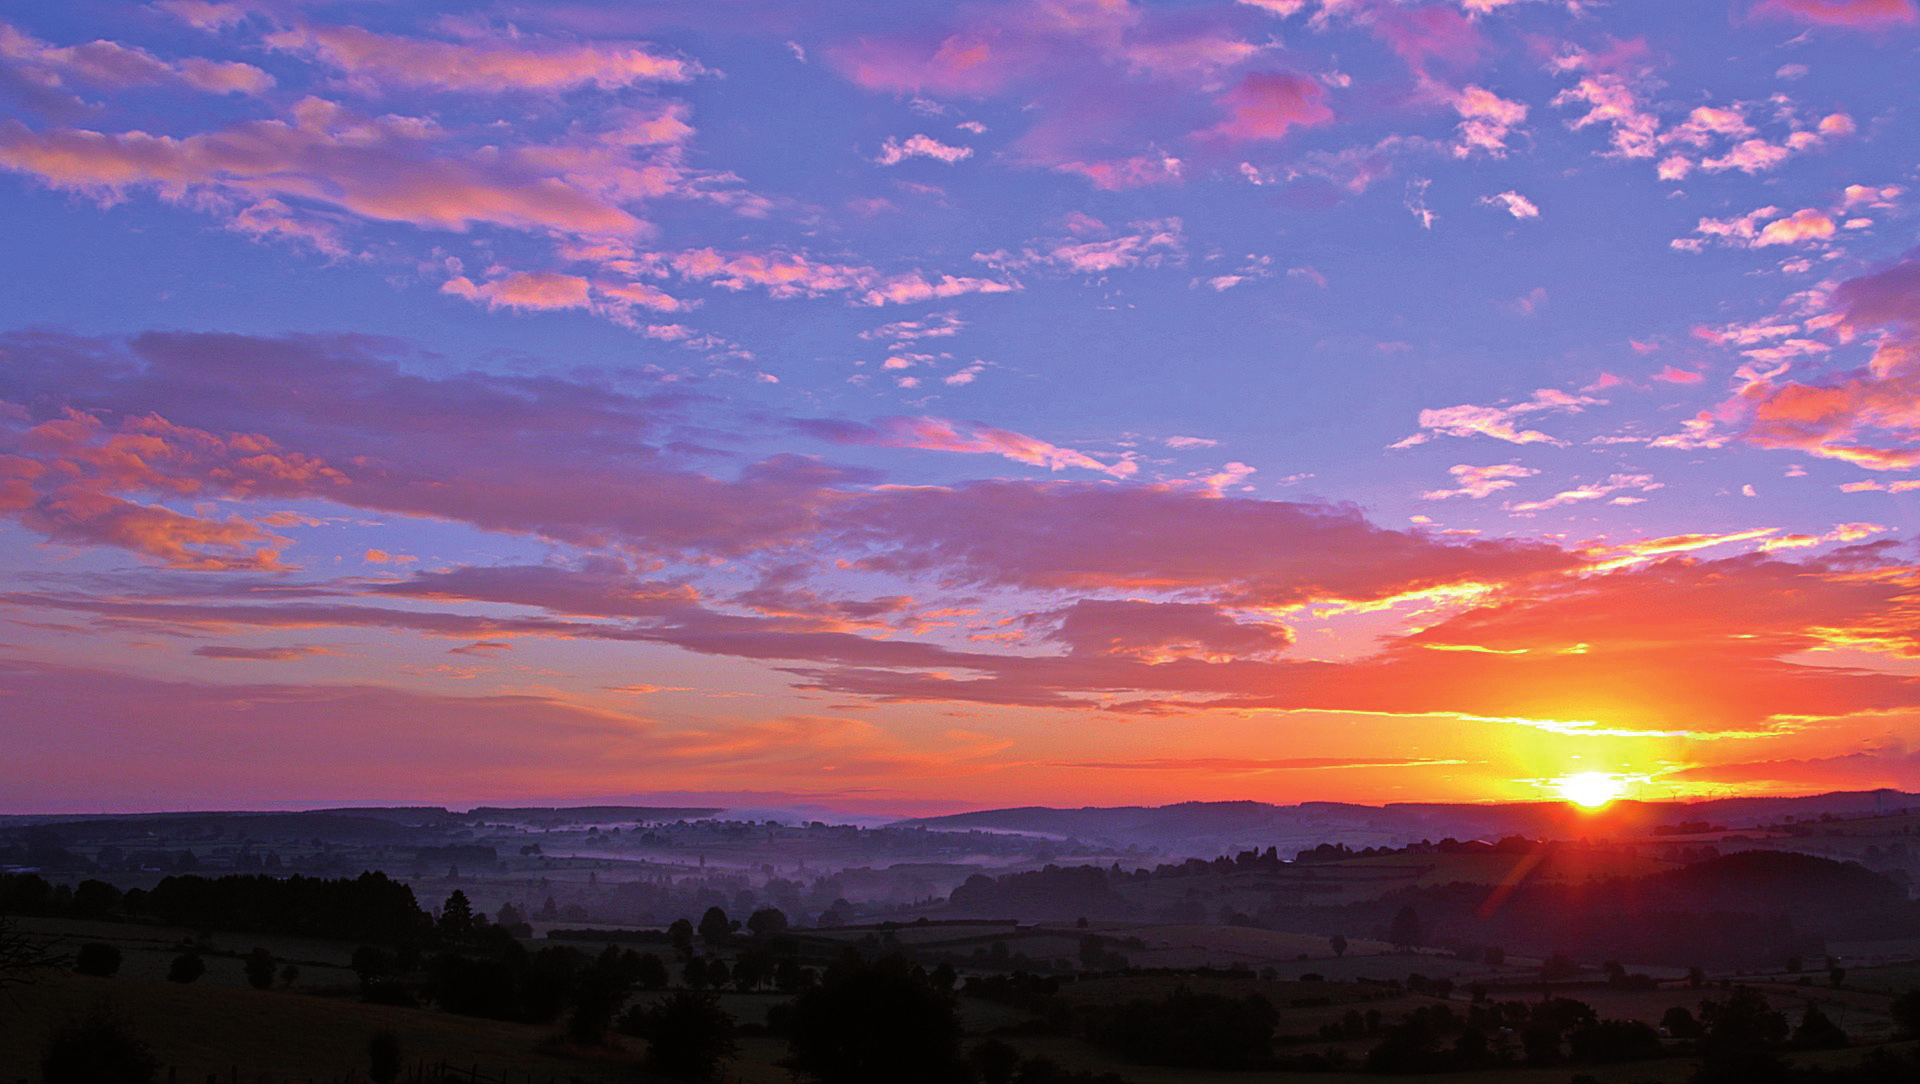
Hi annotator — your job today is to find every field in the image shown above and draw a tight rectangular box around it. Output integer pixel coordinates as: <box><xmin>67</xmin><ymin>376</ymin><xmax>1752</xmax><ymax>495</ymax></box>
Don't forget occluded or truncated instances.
<box><xmin>5</xmin><ymin>912</ymin><xmax>1917</xmax><ymax>1084</ymax></box>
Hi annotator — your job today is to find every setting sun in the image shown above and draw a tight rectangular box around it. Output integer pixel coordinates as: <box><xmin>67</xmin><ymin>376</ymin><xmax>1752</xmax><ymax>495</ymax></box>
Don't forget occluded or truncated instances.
<box><xmin>1556</xmin><ymin>772</ymin><xmax>1626</xmax><ymax>809</ymax></box>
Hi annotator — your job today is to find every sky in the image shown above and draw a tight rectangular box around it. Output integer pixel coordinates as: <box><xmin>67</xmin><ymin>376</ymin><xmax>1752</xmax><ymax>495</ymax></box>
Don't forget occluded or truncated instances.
<box><xmin>2</xmin><ymin>0</ymin><xmax>1919</xmax><ymax>816</ymax></box>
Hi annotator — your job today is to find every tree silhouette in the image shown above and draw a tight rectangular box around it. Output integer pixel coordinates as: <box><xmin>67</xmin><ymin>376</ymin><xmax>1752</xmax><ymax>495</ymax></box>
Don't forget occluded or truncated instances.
<box><xmin>1</xmin><ymin>916</ymin><xmax>66</xmax><ymax>995</ymax></box>
<box><xmin>785</xmin><ymin>953</ymin><xmax>966</xmax><ymax>1084</ymax></box>
<box><xmin>629</xmin><ymin>989</ymin><xmax>738</xmax><ymax>1080</ymax></box>
<box><xmin>1329</xmin><ymin>934</ymin><xmax>1348</xmax><ymax>958</ymax></box>
<box><xmin>698</xmin><ymin>906</ymin><xmax>732</xmax><ymax>948</ymax></box>
<box><xmin>668</xmin><ymin>917</ymin><xmax>695</xmax><ymax>957</ymax></box>
<box><xmin>748</xmin><ymin>907</ymin><xmax>790</xmax><ymax>938</ymax></box>
<box><xmin>1792</xmin><ymin>1003</ymin><xmax>1848</xmax><ymax>1049</ymax></box>
<box><xmin>438</xmin><ymin>889</ymin><xmax>474</xmax><ymax>940</ymax></box>
<box><xmin>1695</xmin><ymin>986</ymin><xmax>1789</xmax><ymax>1084</ymax></box>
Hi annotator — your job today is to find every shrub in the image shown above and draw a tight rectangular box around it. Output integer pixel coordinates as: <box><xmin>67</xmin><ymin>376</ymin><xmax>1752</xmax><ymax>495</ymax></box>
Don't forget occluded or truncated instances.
<box><xmin>166</xmin><ymin>951</ymin><xmax>204</xmax><ymax>984</ymax></box>
<box><xmin>41</xmin><ymin>1005</ymin><xmax>160</xmax><ymax>1084</ymax></box>
<box><xmin>74</xmin><ymin>943</ymin><xmax>122</xmax><ymax>978</ymax></box>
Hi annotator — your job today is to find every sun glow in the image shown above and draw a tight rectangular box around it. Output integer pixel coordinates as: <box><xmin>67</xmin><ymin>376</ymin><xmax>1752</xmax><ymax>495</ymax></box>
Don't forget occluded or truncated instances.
<box><xmin>1556</xmin><ymin>771</ymin><xmax>1626</xmax><ymax>809</ymax></box>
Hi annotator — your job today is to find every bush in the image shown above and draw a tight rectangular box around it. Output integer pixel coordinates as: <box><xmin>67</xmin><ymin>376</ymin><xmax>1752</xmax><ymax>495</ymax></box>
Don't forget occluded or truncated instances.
<box><xmin>166</xmin><ymin>951</ymin><xmax>205</xmax><ymax>984</ymax></box>
<box><xmin>74</xmin><ymin>943</ymin><xmax>122</xmax><ymax>978</ymax></box>
<box><xmin>368</xmin><ymin>1030</ymin><xmax>402</xmax><ymax>1084</ymax></box>
<box><xmin>41</xmin><ymin>1005</ymin><xmax>160</xmax><ymax>1084</ymax></box>
<box><xmin>244</xmin><ymin>946</ymin><xmax>276</xmax><ymax>990</ymax></box>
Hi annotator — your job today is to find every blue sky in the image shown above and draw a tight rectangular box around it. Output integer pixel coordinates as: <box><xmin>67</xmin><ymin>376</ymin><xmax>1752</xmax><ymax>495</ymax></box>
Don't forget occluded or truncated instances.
<box><xmin>2</xmin><ymin>0</ymin><xmax>1919</xmax><ymax>813</ymax></box>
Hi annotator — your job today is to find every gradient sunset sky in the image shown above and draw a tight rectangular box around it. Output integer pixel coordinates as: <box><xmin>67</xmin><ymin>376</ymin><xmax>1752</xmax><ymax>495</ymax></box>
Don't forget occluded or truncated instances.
<box><xmin>3</xmin><ymin>0</ymin><xmax>1919</xmax><ymax>814</ymax></box>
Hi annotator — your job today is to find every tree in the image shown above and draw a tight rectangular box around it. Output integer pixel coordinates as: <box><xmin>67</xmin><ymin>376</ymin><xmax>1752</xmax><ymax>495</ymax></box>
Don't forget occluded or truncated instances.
<box><xmin>1793</xmin><ymin>1003</ymin><xmax>1848</xmax><ymax>1049</ymax></box>
<box><xmin>683</xmin><ymin>956</ymin><xmax>709</xmax><ymax>990</ymax></box>
<box><xmin>368</xmin><ymin>1031</ymin><xmax>403</xmax><ymax>1084</ymax></box>
<box><xmin>1661</xmin><ymin>1005</ymin><xmax>1703</xmax><ymax>1039</ymax></box>
<box><xmin>967</xmin><ymin>1039</ymin><xmax>1021</xmax><ymax>1084</ymax></box>
<box><xmin>41</xmin><ymin>1005</ymin><xmax>160</xmax><ymax>1084</ymax></box>
<box><xmin>1388</xmin><ymin>906</ymin><xmax>1422</xmax><ymax>949</ymax></box>
<box><xmin>698</xmin><ymin>906</ymin><xmax>732</xmax><ymax>948</ymax></box>
<box><xmin>1695</xmin><ymin>986</ymin><xmax>1789</xmax><ymax>1084</ymax></box>
<box><xmin>244</xmin><ymin>946</ymin><xmax>277</xmax><ymax>990</ymax></box>
<box><xmin>74</xmin><ymin>942</ymin><xmax>123</xmax><ymax>978</ymax></box>
<box><xmin>1</xmin><ymin>916</ymin><xmax>67</xmax><ymax>994</ymax></box>
<box><xmin>668</xmin><ymin>917</ymin><xmax>695</xmax><ymax>957</ymax></box>
<box><xmin>438</xmin><ymin>889</ymin><xmax>474</xmax><ymax>939</ymax></box>
<box><xmin>631</xmin><ymin>990</ymin><xmax>738</xmax><ymax>1080</ymax></box>
<box><xmin>1892</xmin><ymin>988</ymin><xmax>1920</xmax><ymax>1038</ymax></box>
<box><xmin>636</xmin><ymin>951</ymin><xmax>669</xmax><ymax>990</ymax></box>
<box><xmin>166</xmin><ymin>951</ymin><xmax>205</xmax><ymax>984</ymax></box>
<box><xmin>1085</xmin><ymin>988</ymin><xmax>1279</xmax><ymax>1069</ymax></box>
<box><xmin>1329</xmin><ymin>934</ymin><xmax>1348</xmax><ymax>958</ymax></box>
<box><xmin>785</xmin><ymin>953</ymin><xmax>966</xmax><ymax>1084</ymax></box>
<box><xmin>747</xmin><ymin>907</ymin><xmax>790</xmax><ymax>939</ymax></box>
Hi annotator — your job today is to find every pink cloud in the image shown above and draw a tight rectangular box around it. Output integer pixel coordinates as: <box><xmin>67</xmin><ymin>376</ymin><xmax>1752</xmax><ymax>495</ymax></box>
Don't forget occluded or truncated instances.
<box><xmin>0</xmin><ymin>330</ymin><xmax>847</xmax><ymax>559</ymax></box>
<box><xmin>1421</xmin><ymin>462</ymin><xmax>1539</xmax><ymax>500</ymax></box>
<box><xmin>20</xmin><ymin>490</ymin><xmax>289</xmax><ymax>570</ymax></box>
<box><xmin>1732</xmin><ymin>258</ymin><xmax>1920</xmax><ymax>469</ymax></box>
<box><xmin>1654</xmin><ymin>365</ymin><xmax>1705</xmax><ymax>384</ymax></box>
<box><xmin>1207</xmin><ymin>71</ymin><xmax>1333</xmax><ymax>142</ymax></box>
<box><xmin>1393</xmin><ymin>388</ymin><xmax>1601</xmax><ymax>447</ymax></box>
<box><xmin>1553</xmin><ymin>73</ymin><xmax>1659</xmax><ymax>158</ymax></box>
<box><xmin>1044</xmin><ymin>598</ymin><xmax>1292</xmax><ymax>661</ymax></box>
<box><xmin>875</xmin><ymin>133</ymin><xmax>974</xmax><ymax>165</ymax></box>
<box><xmin>1759</xmin><ymin>0</ymin><xmax>1917</xmax><ymax>26</ymax></box>
<box><xmin>1506</xmin><ymin>472</ymin><xmax>1662</xmax><ymax>512</ymax></box>
<box><xmin>266</xmin><ymin>24</ymin><xmax>700</xmax><ymax>93</ymax></box>
<box><xmin>1054</xmin><ymin>154</ymin><xmax>1184</xmax><ymax>190</ymax></box>
<box><xmin>443</xmin><ymin>272</ymin><xmax>594</xmax><ymax>311</ymax></box>
<box><xmin>796</xmin><ymin>417</ymin><xmax>1132</xmax><ymax>476</ymax></box>
<box><xmin>643</xmin><ymin>248</ymin><xmax>1013</xmax><ymax>307</ymax></box>
<box><xmin>1451</xmin><ymin>84</ymin><xmax>1528</xmax><ymax>157</ymax></box>
<box><xmin>193</xmin><ymin>645</ymin><xmax>330</xmax><ymax>661</ymax></box>
<box><xmin>1479</xmin><ymin>190</ymin><xmax>1539</xmax><ymax>218</ymax></box>
<box><xmin>1371</xmin><ymin>4</ymin><xmax>1489</xmax><ymax>74</ymax></box>
<box><xmin>977</xmin><ymin>218</ymin><xmax>1185</xmax><ymax>274</ymax></box>
<box><xmin>1702</xmin><ymin>137</ymin><xmax>1791</xmax><ymax>174</ymax></box>
<box><xmin>0</xmin><ymin>102</ymin><xmax>649</xmax><ymax>236</ymax></box>
<box><xmin>1754</xmin><ymin>209</ymin><xmax>1836</xmax><ymax>246</ymax></box>
<box><xmin>0</xmin><ymin>19</ymin><xmax>273</xmax><ymax>97</ymax></box>
<box><xmin>834</xmin><ymin>480</ymin><xmax>1580</xmax><ymax>606</ymax></box>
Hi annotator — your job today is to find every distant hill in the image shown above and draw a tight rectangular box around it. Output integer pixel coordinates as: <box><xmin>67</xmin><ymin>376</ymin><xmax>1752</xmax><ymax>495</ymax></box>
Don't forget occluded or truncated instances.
<box><xmin>895</xmin><ymin>790</ymin><xmax>1920</xmax><ymax>858</ymax></box>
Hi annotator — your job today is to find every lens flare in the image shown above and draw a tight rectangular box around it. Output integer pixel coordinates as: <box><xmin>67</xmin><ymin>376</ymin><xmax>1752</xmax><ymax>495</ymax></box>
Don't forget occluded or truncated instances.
<box><xmin>1556</xmin><ymin>771</ymin><xmax>1625</xmax><ymax>809</ymax></box>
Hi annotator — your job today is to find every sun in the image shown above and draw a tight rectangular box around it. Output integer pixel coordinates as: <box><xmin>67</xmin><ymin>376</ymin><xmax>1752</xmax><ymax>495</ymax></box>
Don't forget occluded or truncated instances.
<box><xmin>1556</xmin><ymin>771</ymin><xmax>1626</xmax><ymax>809</ymax></box>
